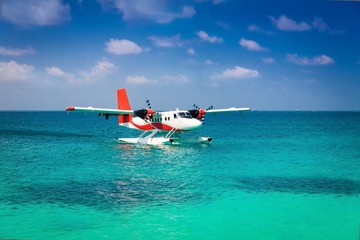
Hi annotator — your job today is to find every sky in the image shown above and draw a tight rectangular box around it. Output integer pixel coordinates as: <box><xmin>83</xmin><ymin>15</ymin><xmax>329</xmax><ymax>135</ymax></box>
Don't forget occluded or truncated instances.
<box><xmin>0</xmin><ymin>0</ymin><xmax>359</xmax><ymax>111</ymax></box>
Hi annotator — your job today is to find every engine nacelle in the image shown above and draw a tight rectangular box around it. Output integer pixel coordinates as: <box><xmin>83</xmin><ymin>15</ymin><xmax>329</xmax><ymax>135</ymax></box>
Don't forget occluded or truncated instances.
<box><xmin>188</xmin><ymin>108</ymin><xmax>206</xmax><ymax>124</ymax></box>
<box><xmin>188</xmin><ymin>109</ymin><xmax>199</xmax><ymax>118</ymax></box>
<box><xmin>134</xmin><ymin>108</ymin><xmax>155</xmax><ymax>120</ymax></box>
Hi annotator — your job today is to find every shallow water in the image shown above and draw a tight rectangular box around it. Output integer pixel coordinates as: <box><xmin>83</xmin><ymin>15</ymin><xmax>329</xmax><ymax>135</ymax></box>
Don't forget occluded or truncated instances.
<box><xmin>1</xmin><ymin>111</ymin><xmax>359</xmax><ymax>239</ymax></box>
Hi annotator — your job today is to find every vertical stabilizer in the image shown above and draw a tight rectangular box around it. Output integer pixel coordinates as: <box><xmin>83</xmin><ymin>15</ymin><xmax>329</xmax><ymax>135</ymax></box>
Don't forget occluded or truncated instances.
<box><xmin>117</xmin><ymin>88</ymin><xmax>132</xmax><ymax>124</ymax></box>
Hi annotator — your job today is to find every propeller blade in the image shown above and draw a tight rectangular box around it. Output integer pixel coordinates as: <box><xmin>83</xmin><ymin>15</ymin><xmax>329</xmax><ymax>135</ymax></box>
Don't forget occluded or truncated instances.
<box><xmin>146</xmin><ymin>99</ymin><xmax>152</xmax><ymax>109</ymax></box>
<box><xmin>206</xmin><ymin>105</ymin><xmax>214</xmax><ymax>111</ymax></box>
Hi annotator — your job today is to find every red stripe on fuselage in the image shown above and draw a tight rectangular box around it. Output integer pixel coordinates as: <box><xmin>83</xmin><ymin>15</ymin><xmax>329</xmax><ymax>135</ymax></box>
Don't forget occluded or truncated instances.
<box><xmin>127</xmin><ymin>118</ymin><xmax>184</xmax><ymax>132</ymax></box>
<box><xmin>152</xmin><ymin>123</ymin><xmax>176</xmax><ymax>131</ymax></box>
<box><xmin>129</xmin><ymin>120</ymin><xmax>154</xmax><ymax>131</ymax></box>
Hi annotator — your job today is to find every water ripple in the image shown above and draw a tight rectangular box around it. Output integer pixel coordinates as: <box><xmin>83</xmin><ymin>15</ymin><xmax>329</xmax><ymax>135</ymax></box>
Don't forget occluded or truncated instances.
<box><xmin>0</xmin><ymin>129</ymin><xmax>93</xmax><ymax>138</ymax></box>
<box><xmin>234</xmin><ymin>176</ymin><xmax>360</xmax><ymax>196</ymax></box>
<box><xmin>1</xmin><ymin>177</ymin><xmax>205</xmax><ymax>211</ymax></box>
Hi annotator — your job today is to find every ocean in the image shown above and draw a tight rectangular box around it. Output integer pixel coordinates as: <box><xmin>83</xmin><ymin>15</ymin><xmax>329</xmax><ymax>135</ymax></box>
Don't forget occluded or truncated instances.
<box><xmin>0</xmin><ymin>111</ymin><xmax>359</xmax><ymax>239</ymax></box>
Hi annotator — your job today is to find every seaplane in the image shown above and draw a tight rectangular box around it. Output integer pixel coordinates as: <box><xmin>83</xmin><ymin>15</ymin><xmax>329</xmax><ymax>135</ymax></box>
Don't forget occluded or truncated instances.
<box><xmin>66</xmin><ymin>88</ymin><xmax>251</xmax><ymax>145</ymax></box>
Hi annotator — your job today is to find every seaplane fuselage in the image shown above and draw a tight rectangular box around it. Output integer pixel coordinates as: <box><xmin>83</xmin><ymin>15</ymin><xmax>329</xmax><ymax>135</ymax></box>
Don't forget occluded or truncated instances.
<box><xmin>120</xmin><ymin>110</ymin><xmax>202</xmax><ymax>132</ymax></box>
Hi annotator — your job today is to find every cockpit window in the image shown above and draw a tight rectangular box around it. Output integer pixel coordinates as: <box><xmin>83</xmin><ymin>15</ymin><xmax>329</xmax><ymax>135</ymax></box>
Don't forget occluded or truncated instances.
<box><xmin>178</xmin><ymin>111</ymin><xmax>192</xmax><ymax>118</ymax></box>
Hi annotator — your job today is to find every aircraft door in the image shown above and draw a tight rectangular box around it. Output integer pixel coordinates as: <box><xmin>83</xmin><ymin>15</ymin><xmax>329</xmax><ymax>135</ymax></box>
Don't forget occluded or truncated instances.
<box><xmin>173</xmin><ymin>113</ymin><xmax>181</xmax><ymax>129</ymax></box>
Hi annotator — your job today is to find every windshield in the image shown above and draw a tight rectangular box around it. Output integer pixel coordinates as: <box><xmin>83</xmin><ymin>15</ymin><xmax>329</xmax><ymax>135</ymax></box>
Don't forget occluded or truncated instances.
<box><xmin>178</xmin><ymin>111</ymin><xmax>192</xmax><ymax>118</ymax></box>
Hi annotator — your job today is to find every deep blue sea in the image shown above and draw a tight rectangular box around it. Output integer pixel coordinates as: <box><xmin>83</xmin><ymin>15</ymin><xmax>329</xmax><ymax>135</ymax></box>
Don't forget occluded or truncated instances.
<box><xmin>1</xmin><ymin>111</ymin><xmax>360</xmax><ymax>239</ymax></box>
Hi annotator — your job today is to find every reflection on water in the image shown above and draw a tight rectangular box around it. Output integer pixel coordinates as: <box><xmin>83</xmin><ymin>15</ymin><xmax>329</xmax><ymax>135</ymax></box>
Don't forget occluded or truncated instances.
<box><xmin>111</xmin><ymin>143</ymin><xmax>211</xmax><ymax>208</ymax></box>
<box><xmin>114</xmin><ymin>142</ymin><xmax>210</xmax><ymax>164</ymax></box>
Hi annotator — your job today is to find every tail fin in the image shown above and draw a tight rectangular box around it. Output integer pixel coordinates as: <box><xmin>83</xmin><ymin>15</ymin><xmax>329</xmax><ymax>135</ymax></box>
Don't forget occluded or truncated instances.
<box><xmin>117</xmin><ymin>88</ymin><xmax>132</xmax><ymax>124</ymax></box>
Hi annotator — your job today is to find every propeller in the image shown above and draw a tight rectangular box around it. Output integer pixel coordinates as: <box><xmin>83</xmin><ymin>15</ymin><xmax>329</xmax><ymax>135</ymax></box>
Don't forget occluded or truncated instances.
<box><xmin>188</xmin><ymin>104</ymin><xmax>214</xmax><ymax>124</ymax></box>
<box><xmin>134</xmin><ymin>99</ymin><xmax>155</xmax><ymax>120</ymax></box>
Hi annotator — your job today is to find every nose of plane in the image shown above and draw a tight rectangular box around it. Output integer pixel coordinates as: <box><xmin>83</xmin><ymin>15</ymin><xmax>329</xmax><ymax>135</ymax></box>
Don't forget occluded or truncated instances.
<box><xmin>185</xmin><ymin>118</ymin><xmax>202</xmax><ymax>130</ymax></box>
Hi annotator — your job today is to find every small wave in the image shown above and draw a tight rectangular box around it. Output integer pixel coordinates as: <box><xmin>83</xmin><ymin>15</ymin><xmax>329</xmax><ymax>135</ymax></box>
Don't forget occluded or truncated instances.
<box><xmin>234</xmin><ymin>176</ymin><xmax>360</xmax><ymax>196</ymax></box>
<box><xmin>2</xmin><ymin>178</ymin><xmax>205</xmax><ymax>211</ymax></box>
<box><xmin>0</xmin><ymin>129</ymin><xmax>93</xmax><ymax>138</ymax></box>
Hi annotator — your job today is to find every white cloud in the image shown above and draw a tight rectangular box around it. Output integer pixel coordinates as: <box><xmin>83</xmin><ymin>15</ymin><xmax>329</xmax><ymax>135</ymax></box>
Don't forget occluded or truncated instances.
<box><xmin>46</xmin><ymin>61</ymin><xmax>117</xmax><ymax>85</ymax></box>
<box><xmin>126</xmin><ymin>74</ymin><xmax>189</xmax><ymax>85</ymax></box>
<box><xmin>197</xmin><ymin>31</ymin><xmax>223</xmax><ymax>43</ymax></box>
<box><xmin>239</xmin><ymin>38</ymin><xmax>266</xmax><ymax>51</ymax></box>
<box><xmin>287</xmin><ymin>54</ymin><xmax>334</xmax><ymax>65</ymax></box>
<box><xmin>0</xmin><ymin>61</ymin><xmax>33</xmax><ymax>82</ymax></box>
<box><xmin>261</xmin><ymin>57</ymin><xmax>276</xmax><ymax>64</ymax></box>
<box><xmin>312</xmin><ymin>18</ymin><xmax>329</xmax><ymax>32</ymax></box>
<box><xmin>84</xmin><ymin>60</ymin><xmax>117</xmax><ymax>80</ymax></box>
<box><xmin>247</xmin><ymin>24</ymin><xmax>261</xmax><ymax>32</ymax></box>
<box><xmin>312</xmin><ymin>17</ymin><xmax>343</xmax><ymax>34</ymax></box>
<box><xmin>102</xmin><ymin>0</ymin><xmax>195</xmax><ymax>24</ymax></box>
<box><xmin>247</xmin><ymin>24</ymin><xmax>275</xmax><ymax>35</ymax></box>
<box><xmin>313</xmin><ymin>55</ymin><xmax>334</xmax><ymax>65</ymax></box>
<box><xmin>105</xmin><ymin>39</ymin><xmax>142</xmax><ymax>55</ymax></box>
<box><xmin>148</xmin><ymin>35</ymin><xmax>184</xmax><ymax>48</ymax></box>
<box><xmin>187</xmin><ymin>48</ymin><xmax>195</xmax><ymax>55</ymax></box>
<box><xmin>269</xmin><ymin>15</ymin><xmax>311</xmax><ymax>31</ymax></box>
<box><xmin>46</xmin><ymin>66</ymin><xmax>72</xmax><ymax>78</ymax></box>
<box><xmin>92</xmin><ymin>61</ymin><xmax>115</xmax><ymax>75</ymax></box>
<box><xmin>210</xmin><ymin>66</ymin><xmax>260</xmax><ymax>80</ymax></box>
<box><xmin>0</xmin><ymin>46</ymin><xmax>36</xmax><ymax>56</ymax></box>
<box><xmin>1</xmin><ymin>0</ymin><xmax>70</xmax><ymax>27</ymax></box>
<box><xmin>126</xmin><ymin>75</ymin><xmax>154</xmax><ymax>84</ymax></box>
<box><xmin>267</xmin><ymin>15</ymin><xmax>341</xmax><ymax>34</ymax></box>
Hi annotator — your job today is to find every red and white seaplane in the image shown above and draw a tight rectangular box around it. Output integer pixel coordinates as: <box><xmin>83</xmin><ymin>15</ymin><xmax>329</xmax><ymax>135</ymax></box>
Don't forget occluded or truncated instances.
<box><xmin>66</xmin><ymin>88</ymin><xmax>250</xmax><ymax>145</ymax></box>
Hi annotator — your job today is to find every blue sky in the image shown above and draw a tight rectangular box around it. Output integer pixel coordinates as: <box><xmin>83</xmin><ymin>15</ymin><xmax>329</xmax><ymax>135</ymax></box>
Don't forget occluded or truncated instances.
<box><xmin>0</xmin><ymin>0</ymin><xmax>359</xmax><ymax>110</ymax></box>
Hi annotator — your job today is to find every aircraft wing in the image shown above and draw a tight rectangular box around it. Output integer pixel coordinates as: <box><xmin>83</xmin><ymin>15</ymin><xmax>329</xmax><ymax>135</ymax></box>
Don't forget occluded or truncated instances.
<box><xmin>206</xmin><ymin>107</ymin><xmax>251</xmax><ymax>113</ymax></box>
<box><xmin>66</xmin><ymin>106</ymin><xmax>134</xmax><ymax>115</ymax></box>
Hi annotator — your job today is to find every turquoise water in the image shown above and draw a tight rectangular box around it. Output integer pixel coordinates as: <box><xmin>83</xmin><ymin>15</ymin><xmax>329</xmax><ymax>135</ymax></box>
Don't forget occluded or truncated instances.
<box><xmin>1</xmin><ymin>111</ymin><xmax>360</xmax><ymax>239</ymax></box>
